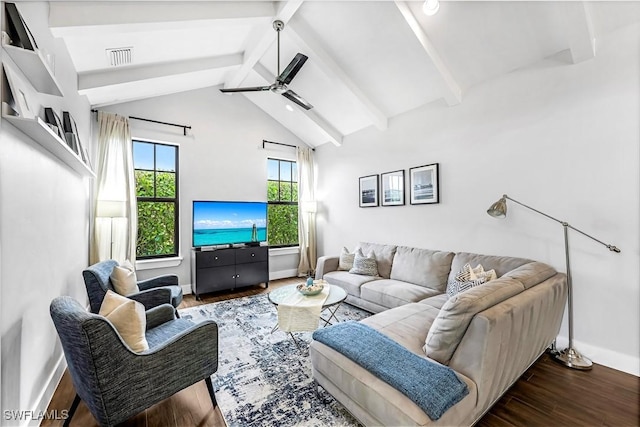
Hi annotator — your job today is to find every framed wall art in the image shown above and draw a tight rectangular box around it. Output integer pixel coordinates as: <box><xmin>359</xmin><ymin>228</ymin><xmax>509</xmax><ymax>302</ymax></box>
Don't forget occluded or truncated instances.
<box><xmin>381</xmin><ymin>170</ymin><xmax>405</xmax><ymax>206</ymax></box>
<box><xmin>410</xmin><ymin>163</ymin><xmax>439</xmax><ymax>205</ymax></box>
<box><xmin>359</xmin><ymin>174</ymin><xmax>379</xmax><ymax>207</ymax></box>
<box><xmin>3</xmin><ymin>64</ymin><xmax>34</xmax><ymax>119</ymax></box>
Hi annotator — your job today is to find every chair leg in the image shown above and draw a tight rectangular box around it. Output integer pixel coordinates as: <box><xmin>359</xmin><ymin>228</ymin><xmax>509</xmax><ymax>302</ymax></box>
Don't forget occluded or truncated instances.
<box><xmin>204</xmin><ymin>376</ymin><xmax>217</xmax><ymax>408</ymax></box>
<box><xmin>64</xmin><ymin>394</ymin><xmax>81</xmax><ymax>427</ymax></box>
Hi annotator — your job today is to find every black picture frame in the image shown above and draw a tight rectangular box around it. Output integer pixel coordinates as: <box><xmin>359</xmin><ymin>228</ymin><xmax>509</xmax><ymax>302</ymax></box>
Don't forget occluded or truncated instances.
<box><xmin>410</xmin><ymin>163</ymin><xmax>440</xmax><ymax>205</ymax></box>
<box><xmin>381</xmin><ymin>170</ymin><xmax>405</xmax><ymax>206</ymax></box>
<box><xmin>359</xmin><ymin>174</ymin><xmax>379</xmax><ymax>207</ymax></box>
<box><xmin>5</xmin><ymin>3</ymin><xmax>37</xmax><ymax>51</ymax></box>
<box><xmin>62</xmin><ymin>111</ymin><xmax>83</xmax><ymax>157</ymax></box>
<box><xmin>44</xmin><ymin>107</ymin><xmax>65</xmax><ymax>141</ymax></box>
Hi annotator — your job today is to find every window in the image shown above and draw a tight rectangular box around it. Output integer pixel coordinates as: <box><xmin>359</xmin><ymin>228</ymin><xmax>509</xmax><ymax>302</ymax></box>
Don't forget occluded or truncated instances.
<box><xmin>133</xmin><ymin>140</ymin><xmax>179</xmax><ymax>258</ymax></box>
<box><xmin>267</xmin><ymin>158</ymin><xmax>298</xmax><ymax>247</ymax></box>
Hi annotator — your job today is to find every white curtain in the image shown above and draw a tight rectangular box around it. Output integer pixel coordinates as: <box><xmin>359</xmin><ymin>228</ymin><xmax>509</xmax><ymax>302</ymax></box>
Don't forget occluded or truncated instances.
<box><xmin>90</xmin><ymin>112</ymin><xmax>136</xmax><ymax>264</ymax></box>
<box><xmin>297</xmin><ymin>147</ymin><xmax>317</xmax><ymax>276</ymax></box>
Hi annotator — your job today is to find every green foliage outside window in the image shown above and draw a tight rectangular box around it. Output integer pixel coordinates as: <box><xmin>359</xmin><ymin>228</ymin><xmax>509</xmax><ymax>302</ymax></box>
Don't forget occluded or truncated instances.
<box><xmin>267</xmin><ymin>158</ymin><xmax>299</xmax><ymax>247</ymax></box>
<box><xmin>134</xmin><ymin>141</ymin><xmax>178</xmax><ymax>258</ymax></box>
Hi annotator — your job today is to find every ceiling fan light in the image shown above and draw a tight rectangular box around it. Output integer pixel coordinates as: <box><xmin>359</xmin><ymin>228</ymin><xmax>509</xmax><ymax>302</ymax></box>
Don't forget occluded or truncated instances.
<box><xmin>423</xmin><ymin>0</ymin><xmax>440</xmax><ymax>16</ymax></box>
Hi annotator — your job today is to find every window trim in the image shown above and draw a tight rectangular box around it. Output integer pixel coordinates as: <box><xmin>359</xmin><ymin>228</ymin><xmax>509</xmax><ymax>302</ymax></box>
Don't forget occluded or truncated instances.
<box><xmin>133</xmin><ymin>138</ymin><xmax>180</xmax><ymax>259</ymax></box>
<box><xmin>267</xmin><ymin>157</ymin><xmax>298</xmax><ymax>248</ymax></box>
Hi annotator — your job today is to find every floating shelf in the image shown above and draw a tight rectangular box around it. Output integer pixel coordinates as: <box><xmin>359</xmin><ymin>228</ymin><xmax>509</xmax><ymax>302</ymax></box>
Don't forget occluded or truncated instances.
<box><xmin>3</xmin><ymin>114</ymin><xmax>95</xmax><ymax>177</ymax></box>
<box><xmin>2</xmin><ymin>43</ymin><xmax>63</xmax><ymax>96</ymax></box>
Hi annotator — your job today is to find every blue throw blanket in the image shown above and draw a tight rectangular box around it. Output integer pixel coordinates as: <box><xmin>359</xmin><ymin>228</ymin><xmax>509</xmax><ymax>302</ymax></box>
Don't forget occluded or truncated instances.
<box><xmin>312</xmin><ymin>321</ymin><xmax>469</xmax><ymax>421</ymax></box>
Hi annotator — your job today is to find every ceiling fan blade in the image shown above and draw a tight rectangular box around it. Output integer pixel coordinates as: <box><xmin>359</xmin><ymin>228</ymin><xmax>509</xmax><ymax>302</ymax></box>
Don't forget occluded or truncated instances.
<box><xmin>277</xmin><ymin>53</ymin><xmax>308</xmax><ymax>85</ymax></box>
<box><xmin>282</xmin><ymin>90</ymin><xmax>313</xmax><ymax>110</ymax></box>
<box><xmin>220</xmin><ymin>86</ymin><xmax>271</xmax><ymax>93</ymax></box>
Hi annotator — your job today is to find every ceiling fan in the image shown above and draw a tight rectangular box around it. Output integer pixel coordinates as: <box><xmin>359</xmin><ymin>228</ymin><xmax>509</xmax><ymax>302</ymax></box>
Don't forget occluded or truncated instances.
<box><xmin>220</xmin><ymin>20</ymin><xmax>313</xmax><ymax>110</ymax></box>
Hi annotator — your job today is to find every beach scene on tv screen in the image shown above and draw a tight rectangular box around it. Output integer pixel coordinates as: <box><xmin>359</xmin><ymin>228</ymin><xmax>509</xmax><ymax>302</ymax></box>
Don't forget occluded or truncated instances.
<box><xmin>193</xmin><ymin>202</ymin><xmax>267</xmax><ymax>246</ymax></box>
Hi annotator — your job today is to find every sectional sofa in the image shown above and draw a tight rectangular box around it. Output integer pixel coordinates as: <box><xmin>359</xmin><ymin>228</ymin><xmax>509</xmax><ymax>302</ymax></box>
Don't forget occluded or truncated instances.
<box><xmin>310</xmin><ymin>242</ymin><xmax>567</xmax><ymax>426</ymax></box>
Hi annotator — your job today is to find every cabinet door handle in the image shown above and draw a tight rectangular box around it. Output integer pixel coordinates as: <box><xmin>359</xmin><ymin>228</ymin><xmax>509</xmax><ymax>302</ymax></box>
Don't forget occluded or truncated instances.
<box><xmin>215</xmin><ymin>256</ymin><xmax>218</xmax><ymax>260</ymax></box>
<box><xmin>251</xmin><ymin>253</ymin><xmax>255</xmax><ymax>257</ymax></box>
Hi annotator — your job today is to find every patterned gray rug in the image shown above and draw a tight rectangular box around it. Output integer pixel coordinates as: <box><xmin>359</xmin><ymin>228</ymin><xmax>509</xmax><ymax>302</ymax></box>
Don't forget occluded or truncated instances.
<box><xmin>179</xmin><ymin>293</ymin><xmax>370</xmax><ymax>427</ymax></box>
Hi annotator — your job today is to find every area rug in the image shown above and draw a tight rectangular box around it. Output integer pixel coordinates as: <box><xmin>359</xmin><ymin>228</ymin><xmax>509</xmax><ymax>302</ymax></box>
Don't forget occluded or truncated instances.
<box><xmin>179</xmin><ymin>293</ymin><xmax>370</xmax><ymax>427</ymax></box>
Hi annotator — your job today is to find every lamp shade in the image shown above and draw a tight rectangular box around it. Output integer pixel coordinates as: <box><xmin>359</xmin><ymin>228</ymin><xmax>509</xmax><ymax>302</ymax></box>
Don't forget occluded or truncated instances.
<box><xmin>96</xmin><ymin>200</ymin><xmax>126</xmax><ymax>218</ymax></box>
<box><xmin>487</xmin><ymin>197</ymin><xmax>507</xmax><ymax>218</ymax></box>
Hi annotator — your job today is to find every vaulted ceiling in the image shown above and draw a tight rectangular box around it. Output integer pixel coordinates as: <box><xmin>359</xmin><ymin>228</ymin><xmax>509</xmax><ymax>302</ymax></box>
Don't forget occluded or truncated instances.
<box><xmin>49</xmin><ymin>1</ymin><xmax>640</xmax><ymax>148</ymax></box>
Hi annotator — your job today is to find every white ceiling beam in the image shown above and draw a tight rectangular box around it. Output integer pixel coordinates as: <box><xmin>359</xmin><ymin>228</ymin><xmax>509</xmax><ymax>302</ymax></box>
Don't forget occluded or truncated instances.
<box><xmin>253</xmin><ymin>63</ymin><xmax>343</xmax><ymax>146</ymax></box>
<box><xmin>563</xmin><ymin>2</ymin><xmax>596</xmax><ymax>63</ymax></box>
<box><xmin>394</xmin><ymin>1</ymin><xmax>461</xmax><ymax>106</ymax></box>
<box><xmin>224</xmin><ymin>0</ymin><xmax>304</xmax><ymax>90</ymax></box>
<box><xmin>285</xmin><ymin>22</ymin><xmax>388</xmax><ymax>131</ymax></box>
<box><xmin>49</xmin><ymin>2</ymin><xmax>275</xmax><ymax>36</ymax></box>
<box><xmin>79</xmin><ymin>54</ymin><xmax>243</xmax><ymax>91</ymax></box>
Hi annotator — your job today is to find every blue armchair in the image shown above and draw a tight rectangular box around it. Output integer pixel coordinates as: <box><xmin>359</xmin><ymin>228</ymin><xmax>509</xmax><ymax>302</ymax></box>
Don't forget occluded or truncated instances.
<box><xmin>82</xmin><ymin>260</ymin><xmax>182</xmax><ymax>313</ymax></box>
<box><xmin>50</xmin><ymin>296</ymin><xmax>218</xmax><ymax>427</ymax></box>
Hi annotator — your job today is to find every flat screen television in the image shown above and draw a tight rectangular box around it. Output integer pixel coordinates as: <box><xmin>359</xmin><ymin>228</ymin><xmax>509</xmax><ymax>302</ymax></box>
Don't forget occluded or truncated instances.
<box><xmin>192</xmin><ymin>201</ymin><xmax>267</xmax><ymax>248</ymax></box>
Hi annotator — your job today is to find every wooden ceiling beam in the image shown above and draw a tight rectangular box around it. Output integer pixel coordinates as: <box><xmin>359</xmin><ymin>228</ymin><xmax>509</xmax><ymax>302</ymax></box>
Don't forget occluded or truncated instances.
<box><xmin>286</xmin><ymin>22</ymin><xmax>388</xmax><ymax>131</ymax></box>
<box><xmin>394</xmin><ymin>1</ymin><xmax>461</xmax><ymax>106</ymax></box>
<box><xmin>563</xmin><ymin>2</ymin><xmax>596</xmax><ymax>63</ymax></box>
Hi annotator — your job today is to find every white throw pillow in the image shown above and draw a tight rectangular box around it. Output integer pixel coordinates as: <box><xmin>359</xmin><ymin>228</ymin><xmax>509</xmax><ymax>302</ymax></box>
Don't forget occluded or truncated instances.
<box><xmin>349</xmin><ymin>248</ymin><xmax>379</xmax><ymax>276</ymax></box>
<box><xmin>99</xmin><ymin>290</ymin><xmax>149</xmax><ymax>353</ymax></box>
<box><xmin>110</xmin><ymin>260</ymin><xmax>139</xmax><ymax>296</ymax></box>
<box><xmin>338</xmin><ymin>247</ymin><xmax>355</xmax><ymax>271</ymax></box>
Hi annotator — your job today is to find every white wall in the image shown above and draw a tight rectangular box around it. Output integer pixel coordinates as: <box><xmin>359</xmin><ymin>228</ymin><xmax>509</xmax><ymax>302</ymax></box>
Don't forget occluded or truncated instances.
<box><xmin>0</xmin><ymin>2</ymin><xmax>92</xmax><ymax>425</ymax></box>
<box><xmin>315</xmin><ymin>23</ymin><xmax>640</xmax><ymax>375</ymax></box>
<box><xmin>99</xmin><ymin>86</ymin><xmax>305</xmax><ymax>286</ymax></box>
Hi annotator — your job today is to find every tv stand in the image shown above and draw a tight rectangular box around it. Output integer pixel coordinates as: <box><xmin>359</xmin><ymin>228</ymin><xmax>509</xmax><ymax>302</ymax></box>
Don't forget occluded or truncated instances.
<box><xmin>191</xmin><ymin>246</ymin><xmax>269</xmax><ymax>300</ymax></box>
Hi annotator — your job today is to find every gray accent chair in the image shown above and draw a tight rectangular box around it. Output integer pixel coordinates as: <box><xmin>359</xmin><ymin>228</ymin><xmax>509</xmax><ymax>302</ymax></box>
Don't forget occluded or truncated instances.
<box><xmin>82</xmin><ymin>260</ymin><xmax>182</xmax><ymax>313</ymax></box>
<box><xmin>50</xmin><ymin>296</ymin><xmax>218</xmax><ymax>427</ymax></box>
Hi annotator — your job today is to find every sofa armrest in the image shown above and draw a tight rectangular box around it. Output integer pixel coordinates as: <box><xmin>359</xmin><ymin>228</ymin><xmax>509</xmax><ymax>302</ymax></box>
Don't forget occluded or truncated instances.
<box><xmin>145</xmin><ymin>304</ymin><xmax>177</xmax><ymax>330</ymax></box>
<box><xmin>129</xmin><ymin>287</ymin><xmax>173</xmax><ymax>310</ymax></box>
<box><xmin>138</xmin><ymin>274</ymin><xmax>179</xmax><ymax>290</ymax></box>
<box><xmin>315</xmin><ymin>256</ymin><xmax>340</xmax><ymax>279</ymax></box>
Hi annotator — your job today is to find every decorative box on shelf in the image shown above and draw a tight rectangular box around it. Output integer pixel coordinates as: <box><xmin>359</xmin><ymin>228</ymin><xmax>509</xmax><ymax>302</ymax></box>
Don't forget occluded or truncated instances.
<box><xmin>2</xmin><ymin>43</ymin><xmax>63</xmax><ymax>97</ymax></box>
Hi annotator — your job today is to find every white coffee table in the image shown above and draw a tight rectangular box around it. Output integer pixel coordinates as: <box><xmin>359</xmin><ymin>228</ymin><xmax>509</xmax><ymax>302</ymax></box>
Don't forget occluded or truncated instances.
<box><xmin>268</xmin><ymin>283</ymin><xmax>348</xmax><ymax>350</ymax></box>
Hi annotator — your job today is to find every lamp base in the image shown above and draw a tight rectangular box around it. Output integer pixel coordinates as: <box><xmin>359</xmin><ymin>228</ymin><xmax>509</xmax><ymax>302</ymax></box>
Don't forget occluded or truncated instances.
<box><xmin>553</xmin><ymin>347</ymin><xmax>593</xmax><ymax>370</ymax></box>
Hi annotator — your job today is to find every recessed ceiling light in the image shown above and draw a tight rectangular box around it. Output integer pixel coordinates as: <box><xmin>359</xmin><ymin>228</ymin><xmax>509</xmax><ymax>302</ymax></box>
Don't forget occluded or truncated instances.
<box><xmin>423</xmin><ymin>0</ymin><xmax>439</xmax><ymax>16</ymax></box>
<box><xmin>285</xmin><ymin>104</ymin><xmax>294</xmax><ymax>112</ymax></box>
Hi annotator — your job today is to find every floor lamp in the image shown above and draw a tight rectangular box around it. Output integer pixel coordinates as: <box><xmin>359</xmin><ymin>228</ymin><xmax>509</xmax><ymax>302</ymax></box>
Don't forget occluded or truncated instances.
<box><xmin>96</xmin><ymin>200</ymin><xmax>127</xmax><ymax>260</ymax></box>
<box><xmin>487</xmin><ymin>194</ymin><xmax>620</xmax><ymax>370</ymax></box>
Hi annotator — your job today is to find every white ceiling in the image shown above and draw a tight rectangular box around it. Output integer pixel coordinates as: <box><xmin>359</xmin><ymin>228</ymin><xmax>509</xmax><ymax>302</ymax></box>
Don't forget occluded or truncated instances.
<box><xmin>49</xmin><ymin>1</ymin><xmax>640</xmax><ymax>148</ymax></box>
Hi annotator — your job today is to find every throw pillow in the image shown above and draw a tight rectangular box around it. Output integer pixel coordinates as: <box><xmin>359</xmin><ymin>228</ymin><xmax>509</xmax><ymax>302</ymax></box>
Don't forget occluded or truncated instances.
<box><xmin>110</xmin><ymin>260</ymin><xmax>140</xmax><ymax>296</ymax></box>
<box><xmin>446</xmin><ymin>276</ymin><xmax>487</xmax><ymax>298</ymax></box>
<box><xmin>349</xmin><ymin>248</ymin><xmax>379</xmax><ymax>276</ymax></box>
<box><xmin>338</xmin><ymin>247</ymin><xmax>355</xmax><ymax>271</ymax></box>
<box><xmin>99</xmin><ymin>290</ymin><xmax>149</xmax><ymax>353</ymax></box>
<box><xmin>447</xmin><ymin>263</ymin><xmax>497</xmax><ymax>298</ymax></box>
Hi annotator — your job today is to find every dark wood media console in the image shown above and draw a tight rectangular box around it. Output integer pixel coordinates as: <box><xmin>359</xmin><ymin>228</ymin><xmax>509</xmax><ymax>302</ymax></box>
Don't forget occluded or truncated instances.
<box><xmin>191</xmin><ymin>245</ymin><xmax>269</xmax><ymax>300</ymax></box>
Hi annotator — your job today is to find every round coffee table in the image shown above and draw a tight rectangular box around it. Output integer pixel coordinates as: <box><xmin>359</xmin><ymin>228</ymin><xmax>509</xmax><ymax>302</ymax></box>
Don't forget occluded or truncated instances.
<box><xmin>268</xmin><ymin>283</ymin><xmax>348</xmax><ymax>328</ymax></box>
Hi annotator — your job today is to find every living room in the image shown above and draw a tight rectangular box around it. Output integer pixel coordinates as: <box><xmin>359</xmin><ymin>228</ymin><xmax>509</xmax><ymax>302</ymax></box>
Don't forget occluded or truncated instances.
<box><xmin>0</xmin><ymin>1</ymin><xmax>638</xmax><ymax>426</ymax></box>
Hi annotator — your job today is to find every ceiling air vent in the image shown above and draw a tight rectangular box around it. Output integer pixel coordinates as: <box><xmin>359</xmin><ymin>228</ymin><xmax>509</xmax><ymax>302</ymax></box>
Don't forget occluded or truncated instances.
<box><xmin>106</xmin><ymin>47</ymin><xmax>133</xmax><ymax>67</ymax></box>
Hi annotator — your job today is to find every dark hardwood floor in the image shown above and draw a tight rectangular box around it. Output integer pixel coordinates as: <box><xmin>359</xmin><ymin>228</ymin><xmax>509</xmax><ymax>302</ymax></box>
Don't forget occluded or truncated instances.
<box><xmin>43</xmin><ymin>278</ymin><xmax>640</xmax><ymax>427</ymax></box>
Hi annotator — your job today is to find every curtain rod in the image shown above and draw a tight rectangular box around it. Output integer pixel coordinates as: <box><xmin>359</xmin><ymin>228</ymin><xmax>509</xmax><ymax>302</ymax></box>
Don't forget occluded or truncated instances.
<box><xmin>262</xmin><ymin>139</ymin><xmax>314</xmax><ymax>151</ymax></box>
<box><xmin>91</xmin><ymin>109</ymin><xmax>191</xmax><ymax>136</ymax></box>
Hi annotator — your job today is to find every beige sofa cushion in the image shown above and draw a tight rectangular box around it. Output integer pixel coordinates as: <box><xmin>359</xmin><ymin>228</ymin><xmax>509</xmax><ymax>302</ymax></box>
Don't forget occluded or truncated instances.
<box><xmin>390</xmin><ymin>246</ymin><xmax>454</xmax><ymax>292</ymax></box>
<box><xmin>323</xmin><ymin>271</ymin><xmax>380</xmax><ymax>297</ymax></box>
<box><xmin>424</xmin><ymin>277</ymin><xmax>524</xmax><ymax>365</ymax></box>
<box><xmin>357</xmin><ymin>242</ymin><xmax>397</xmax><ymax>279</ymax></box>
<box><xmin>502</xmin><ymin>261</ymin><xmax>557</xmax><ymax>289</ymax></box>
<box><xmin>448</xmin><ymin>252</ymin><xmax>532</xmax><ymax>282</ymax></box>
<box><xmin>361</xmin><ymin>279</ymin><xmax>442</xmax><ymax>310</ymax></box>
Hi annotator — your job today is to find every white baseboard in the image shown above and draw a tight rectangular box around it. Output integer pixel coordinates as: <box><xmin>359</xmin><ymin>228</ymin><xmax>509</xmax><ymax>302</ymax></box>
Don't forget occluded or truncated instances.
<box><xmin>555</xmin><ymin>335</ymin><xmax>639</xmax><ymax>376</ymax></box>
<box><xmin>270</xmin><ymin>269</ymin><xmax>299</xmax><ymax>281</ymax></box>
<box><xmin>26</xmin><ymin>354</ymin><xmax>67</xmax><ymax>427</ymax></box>
<box><xmin>181</xmin><ymin>284</ymin><xmax>192</xmax><ymax>295</ymax></box>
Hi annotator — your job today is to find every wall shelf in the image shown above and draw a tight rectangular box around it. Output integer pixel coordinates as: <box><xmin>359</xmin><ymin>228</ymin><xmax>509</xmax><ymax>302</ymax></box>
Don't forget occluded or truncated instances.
<box><xmin>2</xmin><ymin>43</ymin><xmax>63</xmax><ymax>96</ymax></box>
<box><xmin>3</xmin><ymin>114</ymin><xmax>95</xmax><ymax>177</ymax></box>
